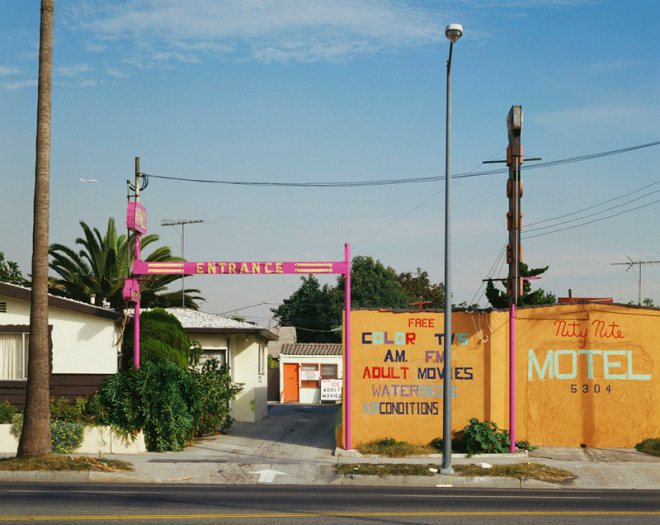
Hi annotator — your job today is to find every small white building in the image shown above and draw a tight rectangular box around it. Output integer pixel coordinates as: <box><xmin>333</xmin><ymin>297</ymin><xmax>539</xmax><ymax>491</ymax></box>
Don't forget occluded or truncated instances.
<box><xmin>279</xmin><ymin>343</ymin><xmax>343</xmax><ymax>404</ymax></box>
<box><xmin>0</xmin><ymin>282</ymin><xmax>122</xmax><ymax>409</ymax></box>
<box><xmin>162</xmin><ymin>309</ymin><xmax>278</xmax><ymax>423</ymax></box>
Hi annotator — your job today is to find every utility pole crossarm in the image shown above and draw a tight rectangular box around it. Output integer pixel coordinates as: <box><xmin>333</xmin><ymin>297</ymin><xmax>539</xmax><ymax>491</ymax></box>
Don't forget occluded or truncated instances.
<box><xmin>610</xmin><ymin>258</ymin><xmax>660</xmax><ymax>305</ymax></box>
<box><xmin>161</xmin><ymin>219</ymin><xmax>204</xmax><ymax>307</ymax></box>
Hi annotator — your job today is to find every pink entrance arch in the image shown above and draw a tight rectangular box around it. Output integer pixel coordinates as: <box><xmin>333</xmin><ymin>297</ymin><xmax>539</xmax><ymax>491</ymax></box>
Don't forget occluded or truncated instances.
<box><xmin>123</xmin><ymin>199</ymin><xmax>353</xmax><ymax>449</ymax></box>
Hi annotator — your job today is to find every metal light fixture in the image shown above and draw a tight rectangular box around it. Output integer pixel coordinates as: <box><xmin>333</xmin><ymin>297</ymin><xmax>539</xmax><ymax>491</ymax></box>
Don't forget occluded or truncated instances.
<box><xmin>441</xmin><ymin>22</ymin><xmax>462</xmax><ymax>475</ymax></box>
<box><xmin>445</xmin><ymin>23</ymin><xmax>463</xmax><ymax>43</ymax></box>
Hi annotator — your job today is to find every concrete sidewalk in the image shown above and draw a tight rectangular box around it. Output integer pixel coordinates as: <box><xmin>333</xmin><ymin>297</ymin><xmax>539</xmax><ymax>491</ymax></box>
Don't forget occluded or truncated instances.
<box><xmin>1</xmin><ymin>405</ymin><xmax>659</xmax><ymax>489</ymax></box>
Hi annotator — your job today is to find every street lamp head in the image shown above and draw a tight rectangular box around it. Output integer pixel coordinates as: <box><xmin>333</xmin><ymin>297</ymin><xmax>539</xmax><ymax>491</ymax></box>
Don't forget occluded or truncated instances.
<box><xmin>445</xmin><ymin>23</ymin><xmax>463</xmax><ymax>43</ymax></box>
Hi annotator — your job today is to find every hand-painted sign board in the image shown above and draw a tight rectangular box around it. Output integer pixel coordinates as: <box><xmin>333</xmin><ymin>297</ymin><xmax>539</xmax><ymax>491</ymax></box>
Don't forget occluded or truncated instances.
<box><xmin>132</xmin><ymin>260</ymin><xmax>349</xmax><ymax>276</ymax></box>
<box><xmin>321</xmin><ymin>378</ymin><xmax>343</xmax><ymax>401</ymax></box>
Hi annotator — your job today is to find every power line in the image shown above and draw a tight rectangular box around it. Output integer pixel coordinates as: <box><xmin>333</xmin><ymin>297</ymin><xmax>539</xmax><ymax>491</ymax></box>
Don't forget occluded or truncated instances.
<box><xmin>525</xmin><ymin>188</ymin><xmax>660</xmax><ymax>234</ymax></box>
<box><xmin>526</xmin><ymin>180</ymin><xmax>660</xmax><ymax>227</ymax></box>
<box><xmin>524</xmin><ymin>198</ymin><xmax>660</xmax><ymax>239</ymax></box>
<box><xmin>141</xmin><ymin>140</ymin><xmax>660</xmax><ymax>188</ymax></box>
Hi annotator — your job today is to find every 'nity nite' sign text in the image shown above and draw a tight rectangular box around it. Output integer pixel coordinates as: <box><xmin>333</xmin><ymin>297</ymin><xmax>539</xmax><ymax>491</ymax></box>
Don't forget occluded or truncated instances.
<box><xmin>133</xmin><ymin>260</ymin><xmax>348</xmax><ymax>276</ymax></box>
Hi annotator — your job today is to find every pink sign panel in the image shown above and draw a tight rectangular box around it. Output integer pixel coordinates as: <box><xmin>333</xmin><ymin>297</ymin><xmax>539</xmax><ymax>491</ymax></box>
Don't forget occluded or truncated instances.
<box><xmin>127</xmin><ymin>202</ymin><xmax>147</xmax><ymax>234</ymax></box>
<box><xmin>122</xmin><ymin>278</ymin><xmax>141</xmax><ymax>302</ymax></box>
<box><xmin>133</xmin><ymin>260</ymin><xmax>349</xmax><ymax>276</ymax></box>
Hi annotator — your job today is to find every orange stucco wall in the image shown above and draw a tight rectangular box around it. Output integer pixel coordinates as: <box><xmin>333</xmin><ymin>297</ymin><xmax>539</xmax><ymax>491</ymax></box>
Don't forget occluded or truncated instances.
<box><xmin>342</xmin><ymin>305</ymin><xmax>659</xmax><ymax>449</ymax></box>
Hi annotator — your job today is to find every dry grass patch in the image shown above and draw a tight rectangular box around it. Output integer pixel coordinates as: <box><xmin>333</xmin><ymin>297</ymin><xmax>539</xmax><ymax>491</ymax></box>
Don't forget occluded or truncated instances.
<box><xmin>336</xmin><ymin>463</ymin><xmax>438</xmax><ymax>477</ymax></box>
<box><xmin>454</xmin><ymin>462</ymin><xmax>576</xmax><ymax>483</ymax></box>
<box><xmin>356</xmin><ymin>438</ymin><xmax>438</xmax><ymax>457</ymax></box>
<box><xmin>336</xmin><ymin>462</ymin><xmax>575</xmax><ymax>483</ymax></box>
<box><xmin>0</xmin><ymin>455</ymin><xmax>133</xmax><ymax>472</ymax></box>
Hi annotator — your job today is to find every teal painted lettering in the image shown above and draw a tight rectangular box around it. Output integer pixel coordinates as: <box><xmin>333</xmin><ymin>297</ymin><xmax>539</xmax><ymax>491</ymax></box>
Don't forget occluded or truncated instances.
<box><xmin>578</xmin><ymin>350</ymin><xmax>602</xmax><ymax>379</ymax></box>
<box><xmin>603</xmin><ymin>350</ymin><xmax>627</xmax><ymax>379</ymax></box>
<box><xmin>554</xmin><ymin>350</ymin><xmax>577</xmax><ymax>379</ymax></box>
<box><xmin>528</xmin><ymin>349</ymin><xmax>553</xmax><ymax>379</ymax></box>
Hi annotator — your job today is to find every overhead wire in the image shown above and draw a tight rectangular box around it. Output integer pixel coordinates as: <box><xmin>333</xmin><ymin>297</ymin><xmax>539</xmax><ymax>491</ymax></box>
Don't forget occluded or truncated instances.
<box><xmin>183</xmin><ymin>140</ymin><xmax>658</xmax><ymax>315</ymax></box>
<box><xmin>524</xmin><ymin>198</ymin><xmax>660</xmax><ymax>239</ymax></box>
<box><xmin>526</xmin><ymin>180</ymin><xmax>660</xmax><ymax>228</ymax></box>
<box><xmin>142</xmin><ymin>140</ymin><xmax>660</xmax><ymax>188</ymax></box>
<box><xmin>525</xmin><ymin>188</ymin><xmax>660</xmax><ymax>234</ymax></box>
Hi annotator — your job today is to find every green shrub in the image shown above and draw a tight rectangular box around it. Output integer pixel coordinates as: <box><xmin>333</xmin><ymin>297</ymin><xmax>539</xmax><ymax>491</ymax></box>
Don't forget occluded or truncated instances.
<box><xmin>10</xmin><ymin>415</ymin><xmax>84</xmax><ymax>454</ymax></box>
<box><xmin>462</xmin><ymin>418</ymin><xmax>510</xmax><ymax>455</ymax></box>
<box><xmin>121</xmin><ymin>309</ymin><xmax>191</xmax><ymax>369</ymax></box>
<box><xmin>50</xmin><ymin>420</ymin><xmax>85</xmax><ymax>454</ymax></box>
<box><xmin>430</xmin><ymin>430</ymin><xmax>467</xmax><ymax>453</ymax></box>
<box><xmin>95</xmin><ymin>360</ymin><xmax>201</xmax><ymax>451</ymax></box>
<box><xmin>10</xmin><ymin>413</ymin><xmax>23</xmax><ymax>437</ymax></box>
<box><xmin>192</xmin><ymin>358</ymin><xmax>237</xmax><ymax>436</ymax></box>
<box><xmin>0</xmin><ymin>400</ymin><xmax>16</xmax><ymax>424</ymax></box>
<box><xmin>635</xmin><ymin>438</ymin><xmax>660</xmax><ymax>457</ymax></box>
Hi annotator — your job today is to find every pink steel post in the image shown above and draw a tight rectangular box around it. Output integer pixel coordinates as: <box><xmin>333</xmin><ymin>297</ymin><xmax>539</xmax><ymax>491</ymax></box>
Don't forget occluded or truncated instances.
<box><xmin>509</xmin><ymin>302</ymin><xmax>516</xmax><ymax>452</ymax></box>
<box><xmin>133</xmin><ymin>233</ymin><xmax>141</xmax><ymax>369</ymax></box>
<box><xmin>129</xmin><ymin>231</ymin><xmax>353</xmax><ymax>445</ymax></box>
<box><xmin>344</xmin><ymin>243</ymin><xmax>351</xmax><ymax>451</ymax></box>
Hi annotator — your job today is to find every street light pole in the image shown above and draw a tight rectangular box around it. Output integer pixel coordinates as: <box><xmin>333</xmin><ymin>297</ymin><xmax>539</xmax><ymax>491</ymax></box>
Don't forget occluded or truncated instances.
<box><xmin>442</xmin><ymin>23</ymin><xmax>462</xmax><ymax>475</ymax></box>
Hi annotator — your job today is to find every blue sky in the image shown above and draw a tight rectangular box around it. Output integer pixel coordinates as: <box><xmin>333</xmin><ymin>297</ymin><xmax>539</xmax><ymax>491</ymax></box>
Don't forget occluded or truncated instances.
<box><xmin>1</xmin><ymin>0</ymin><xmax>659</xmax><ymax>325</ymax></box>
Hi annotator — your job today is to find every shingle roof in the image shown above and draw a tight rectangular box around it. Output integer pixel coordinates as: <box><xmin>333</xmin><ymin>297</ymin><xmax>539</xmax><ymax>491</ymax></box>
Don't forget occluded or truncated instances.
<box><xmin>162</xmin><ymin>308</ymin><xmax>259</xmax><ymax>329</ymax></box>
<box><xmin>159</xmin><ymin>308</ymin><xmax>279</xmax><ymax>341</ymax></box>
<box><xmin>0</xmin><ymin>282</ymin><xmax>120</xmax><ymax>321</ymax></box>
<box><xmin>280</xmin><ymin>343</ymin><xmax>342</xmax><ymax>356</ymax></box>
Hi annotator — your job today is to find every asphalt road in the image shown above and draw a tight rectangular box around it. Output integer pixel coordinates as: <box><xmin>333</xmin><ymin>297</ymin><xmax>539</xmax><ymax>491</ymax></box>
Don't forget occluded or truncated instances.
<box><xmin>0</xmin><ymin>483</ymin><xmax>658</xmax><ymax>524</ymax></box>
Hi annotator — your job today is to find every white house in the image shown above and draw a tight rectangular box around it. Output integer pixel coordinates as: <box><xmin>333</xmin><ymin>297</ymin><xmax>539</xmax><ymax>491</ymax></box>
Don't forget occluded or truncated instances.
<box><xmin>279</xmin><ymin>343</ymin><xmax>343</xmax><ymax>404</ymax></box>
<box><xmin>0</xmin><ymin>282</ymin><xmax>122</xmax><ymax>409</ymax></box>
<box><xmin>160</xmin><ymin>308</ymin><xmax>278</xmax><ymax>423</ymax></box>
<box><xmin>0</xmin><ymin>285</ymin><xmax>277</xmax><ymax>424</ymax></box>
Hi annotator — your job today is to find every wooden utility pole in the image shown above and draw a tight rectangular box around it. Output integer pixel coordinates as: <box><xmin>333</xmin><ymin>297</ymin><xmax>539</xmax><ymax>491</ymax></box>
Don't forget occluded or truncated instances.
<box><xmin>611</xmin><ymin>257</ymin><xmax>660</xmax><ymax>305</ymax></box>
<box><xmin>506</xmin><ymin>107</ymin><xmax>523</xmax><ymax>305</ymax></box>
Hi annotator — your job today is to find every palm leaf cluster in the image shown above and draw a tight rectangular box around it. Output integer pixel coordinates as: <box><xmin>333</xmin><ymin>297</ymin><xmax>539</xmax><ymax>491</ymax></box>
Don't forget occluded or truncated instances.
<box><xmin>48</xmin><ymin>219</ymin><xmax>202</xmax><ymax>310</ymax></box>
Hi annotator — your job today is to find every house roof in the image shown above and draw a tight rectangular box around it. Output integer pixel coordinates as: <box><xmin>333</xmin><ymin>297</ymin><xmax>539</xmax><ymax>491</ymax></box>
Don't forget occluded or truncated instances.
<box><xmin>280</xmin><ymin>343</ymin><xmax>342</xmax><ymax>356</ymax></box>
<box><xmin>159</xmin><ymin>308</ymin><xmax>279</xmax><ymax>341</ymax></box>
<box><xmin>0</xmin><ymin>282</ymin><xmax>121</xmax><ymax>321</ymax></box>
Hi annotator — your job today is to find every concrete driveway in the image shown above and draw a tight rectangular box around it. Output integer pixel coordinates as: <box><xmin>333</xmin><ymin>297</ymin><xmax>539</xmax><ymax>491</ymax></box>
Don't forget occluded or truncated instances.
<box><xmin>102</xmin><ymin>403</ymin><xmax>342</xmax><ymax>484</ymax></box>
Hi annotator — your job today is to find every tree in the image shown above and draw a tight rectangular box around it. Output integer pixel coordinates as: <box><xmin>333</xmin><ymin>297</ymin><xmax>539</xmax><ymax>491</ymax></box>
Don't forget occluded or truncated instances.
<box><xmin>0</xmin><ymin>253</ymin><xmax>29</xmax><ymax>286</ymax></box>
<box><xmin>396</xmin><ymin>267</ymin><xmax>445</xmax><ymax>308</ymax></box>
<box><xmin>49</xmin><ymin>218</ymin><xmax>203</xmax><ymax>310</ymax></box>
<box><xmin>18</xmin><ymin>0</ymin><xmax>55</xmax><ymax>458</ymax></box>
<box><xmin>485</xmin><ymin>263</ymin><xmax>556</xmax><ymax>308</ymax></box>
<box><xmin>272</xmin><ymin>256</ymin><xmax>412</xmax><ymax>343</ymax></box>
<box><xmin>270</xmin><ymin>275</ymin><xmax>339</xmax><ymax>343</ymax></box>
<box><xmin>344</xmin><ymin>256</ymin><xmax>410</xmax><ymax>309</ymax></box>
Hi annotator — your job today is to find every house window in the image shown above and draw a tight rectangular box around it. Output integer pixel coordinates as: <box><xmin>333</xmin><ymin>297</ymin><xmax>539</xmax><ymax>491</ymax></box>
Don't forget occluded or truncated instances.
<box><xmin>321</xmin><ymin>364</ymin><xmax>338</xmax><ymax>379</ymax></box>
<box><xmin>0</xmin><ymin>333</ymin><xmax>29</xmax><ymax>380</ymax></box>
<box><xmin>301</xmin><ymin>364</ymin><xmax>320</xmax><ymax>388</ymax></box>
<box><xmin>258</xmin><ymin>346</ymin><xmax>266</xmax><ymax>375</ymax></box>
<box><xmin>199</xmin><ymin>349</ymin><xmax>227</xmax><ymax>368</ymax></box>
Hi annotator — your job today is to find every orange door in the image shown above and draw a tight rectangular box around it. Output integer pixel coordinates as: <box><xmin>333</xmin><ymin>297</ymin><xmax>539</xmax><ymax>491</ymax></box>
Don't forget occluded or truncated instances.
<box><xmin>282</xmin><ymin>363</ymin><xmax>299</xmax><ymax>403</ymax></box>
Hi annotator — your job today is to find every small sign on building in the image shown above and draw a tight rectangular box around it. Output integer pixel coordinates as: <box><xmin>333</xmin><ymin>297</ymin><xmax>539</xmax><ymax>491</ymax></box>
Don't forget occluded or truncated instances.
<box><xmin>321</xmin><ymin>378</ymin><xmax>342</xmax><ymax>401</ymax></box>
<box><xmin>301</xmin><ymin>369</ymin><xmax>320</xmax><ymax>381</ymax></box>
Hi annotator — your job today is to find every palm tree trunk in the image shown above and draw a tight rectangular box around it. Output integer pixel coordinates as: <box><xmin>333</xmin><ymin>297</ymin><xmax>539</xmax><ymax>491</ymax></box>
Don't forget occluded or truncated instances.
<box><xmin>17</xmin><ymin>0</ymin><xmax>55</xmax><ymax>457</ymax></box>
